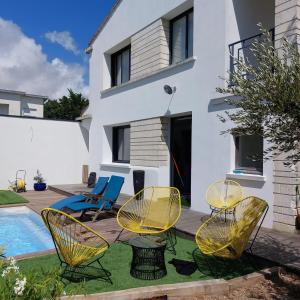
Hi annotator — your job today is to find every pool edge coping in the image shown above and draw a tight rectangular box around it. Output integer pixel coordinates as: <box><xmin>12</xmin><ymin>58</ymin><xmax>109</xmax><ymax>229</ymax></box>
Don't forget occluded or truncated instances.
<box><xmin>15</xmin><ymin>249</ymin><xmax>56</xmax><ymax>260</ymax></box>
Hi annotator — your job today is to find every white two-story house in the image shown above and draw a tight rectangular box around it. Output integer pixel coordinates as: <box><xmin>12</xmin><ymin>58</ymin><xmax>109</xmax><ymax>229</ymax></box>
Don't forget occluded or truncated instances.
<box><xmin>0</xmin><ymin>88</ymin><xmax>46</xmax><ymax>118</ymax></box>
<box><xmin>86</xmin><ymin>0</ymin><xmax>299</xmax><ymax>233</ymax></box>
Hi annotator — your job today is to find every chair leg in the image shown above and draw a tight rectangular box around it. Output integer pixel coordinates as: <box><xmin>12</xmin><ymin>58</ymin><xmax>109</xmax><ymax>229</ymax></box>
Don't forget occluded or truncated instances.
<box><xmin>96</xmin><ymin>259</ymin><xmax>113</xmax><ymax>284</ymax></box>
<box><xmin>60</xmin><ymin>263</ymin><xmax>76</xmax><ymax>282</ymax></box>
<box><xmin>60</xmin><ymin>259</ymin><xmax>112</xmax><ymax>284</ymax></box>
<box><xmin>92</xmin><ymin>211</ymin><xmax>100</xmax><ymax>222</ymax></box>
<box><xmin>114</xmin><ymin>228</ymin><xmax>125</xmax><ymax>243</ymax></box>
<box><xmin>92</xmin><ymin>202</ymin><xmax>106</xmax><ymax>222</ymax></box>
<box><xmin>210</xmin><ymin>206</ymin><xmax>214</xmax><ymax>217</ymax></box>
<box><xmin>164</xmin><ymin>227</ymin><xmax>177</xmax><ymax>255</ymax></box>
<box><xmin>79</xmin><ymin>210</ymin><xmax>86</xmax><ymax>220</ymax></box>
<box><xmin>247</xmin><ymin>206</ymin><xmax>269</xmax><ymax>254</ymax></box>
<box><xmin>192</xmin><ymin>248</ymin><xmax>219</xmax><ymax>278</ymax></box>
<box><xmin>204</xmin><ymin>256</ymin><xmax>220</xmax><ymax>278</ymax></box>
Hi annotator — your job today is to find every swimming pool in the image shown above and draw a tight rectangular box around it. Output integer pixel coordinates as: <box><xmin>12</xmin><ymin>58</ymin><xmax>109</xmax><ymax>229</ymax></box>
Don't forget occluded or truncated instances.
<box><xmin>0</xmin><ymin>206</ymin><xmax>54</xmax><ymax>257</ymax></box>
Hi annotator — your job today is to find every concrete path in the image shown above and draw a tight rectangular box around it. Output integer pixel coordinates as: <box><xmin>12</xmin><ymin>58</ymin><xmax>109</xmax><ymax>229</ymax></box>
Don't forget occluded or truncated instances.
<box><xmin>251</xmin><ymin>227</ymin><xmax>300</xmax><ymax>271</ymax></box>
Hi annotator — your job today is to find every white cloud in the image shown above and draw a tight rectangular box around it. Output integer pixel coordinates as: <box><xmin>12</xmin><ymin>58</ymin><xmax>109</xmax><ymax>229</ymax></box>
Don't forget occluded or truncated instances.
<box><xmin>44</xmin><ymin>30</ymin><xmax>80</xmax><ymax>55</ymax></box>
<box><xmin>0</xmin><ymin>18</ymin><xmax>88</xmax><ymax>99</ymax></box>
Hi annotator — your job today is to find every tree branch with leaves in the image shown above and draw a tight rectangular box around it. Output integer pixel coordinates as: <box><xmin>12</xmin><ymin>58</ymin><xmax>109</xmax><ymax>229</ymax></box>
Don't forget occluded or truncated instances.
<box><xmin>217</xmin><ymin>26</ymin><xmax>300</xmax><ymax>167</ymax></box>
<box><xmin>44</xmin><ymin>89</ymin><xmax>89</xmax><ymax>121</ymax></box>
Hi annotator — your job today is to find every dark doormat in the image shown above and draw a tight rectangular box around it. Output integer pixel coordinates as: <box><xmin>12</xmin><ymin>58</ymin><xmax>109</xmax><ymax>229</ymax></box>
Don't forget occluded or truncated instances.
<box><xmin>168</xmin><ymin>258</ymin><xmax>197</xmax><ymax>276</ymax></box>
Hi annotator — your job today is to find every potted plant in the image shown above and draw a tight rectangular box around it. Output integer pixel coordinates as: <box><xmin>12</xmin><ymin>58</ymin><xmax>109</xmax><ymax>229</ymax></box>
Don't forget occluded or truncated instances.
<box><xmin>33</xmin><ymin>170</ymin><xmax>46</xmax><ymax>191</ymax></box>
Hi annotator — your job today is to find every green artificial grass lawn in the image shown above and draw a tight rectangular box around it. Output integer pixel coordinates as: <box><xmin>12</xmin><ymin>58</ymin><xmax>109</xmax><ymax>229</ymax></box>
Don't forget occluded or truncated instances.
<box><xmin>0</xmin><ymin>190</ymin><xmax>28</xmax><ymax>205</ymax></box>
<box><xmin>18</xmin><ymin>236</ymin><xmax>275</xmax><ymax>295</ymax></box>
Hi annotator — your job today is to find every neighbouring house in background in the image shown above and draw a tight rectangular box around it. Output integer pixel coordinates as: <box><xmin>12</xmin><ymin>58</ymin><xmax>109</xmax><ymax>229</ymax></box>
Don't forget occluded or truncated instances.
<box><xmin>85</xmin><ymin>0</ymin><xmax>299</xmax><ymax>234</ymax></box>
<box><xmin>0</xmin><ymin>88</ymin><xmax>46</xmax><ymax>118</ymax></box>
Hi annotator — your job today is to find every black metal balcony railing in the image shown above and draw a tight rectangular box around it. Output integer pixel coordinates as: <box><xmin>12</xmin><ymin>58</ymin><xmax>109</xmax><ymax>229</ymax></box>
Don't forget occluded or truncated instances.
<box><xmin>228</xmin><ymin>28</ymin><xmax>275</xmax><ymax>84</ymax></box>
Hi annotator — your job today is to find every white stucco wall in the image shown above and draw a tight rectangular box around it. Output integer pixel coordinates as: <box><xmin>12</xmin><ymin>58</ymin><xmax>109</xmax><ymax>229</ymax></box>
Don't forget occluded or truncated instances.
<box><xmin>0</xmin><ymin>116</ymin><xmax>88</xmax><ymax>190</ymax></box>
<box><xmin>20</xmin><ymin>96</ymin><xmax>44</xmax><ymax>118</ymax></box>
<box><xmin>88</xmin><ymin>0</ymin><xmax>275</xmax><ymax>228</ymax></box>
<box><xmin>0</xmin><ymin>97</ymin><xmax>21</xmax><ymax>116</ymax></box>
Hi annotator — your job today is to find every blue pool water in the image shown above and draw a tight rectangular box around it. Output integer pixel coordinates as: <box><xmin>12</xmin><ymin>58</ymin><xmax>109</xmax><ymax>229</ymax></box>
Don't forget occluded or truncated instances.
<box><xmin>0</xmin><ymin>206</ymin><xmax>54</xmax><ymax>257</ymax></box>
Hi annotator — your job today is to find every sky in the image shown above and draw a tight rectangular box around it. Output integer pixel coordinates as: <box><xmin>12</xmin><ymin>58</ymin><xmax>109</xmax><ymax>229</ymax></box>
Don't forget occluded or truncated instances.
<box><xmin>0</xmin><ymin>0</ymin><xmax>116</xmax><ymax>98</ymax></box>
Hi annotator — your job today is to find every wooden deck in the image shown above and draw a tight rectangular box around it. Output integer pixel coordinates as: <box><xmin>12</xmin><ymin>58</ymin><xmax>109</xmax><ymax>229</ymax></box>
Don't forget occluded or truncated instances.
<box><xmin>20</xmin><ymin>187</ymin><xmax>300</xmax><ymax>272</ymax></box>
<box><xmin>22</xmin><ymin>190</ymin><xmax>133</xmax><ymax>244</ymax></box>
<box><xmin>48</xmin><ymin>184</ymin><xmax>92</xmax><ymax>196</ymax></box>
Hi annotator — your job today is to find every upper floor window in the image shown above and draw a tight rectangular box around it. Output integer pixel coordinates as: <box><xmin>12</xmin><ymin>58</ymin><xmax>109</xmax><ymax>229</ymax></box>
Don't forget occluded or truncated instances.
<box><xmin>111</xmin><ymin>45</ymin><xmax>131</xmax><ymax>87</ymax></box>
<box><xmin>113</xmin><ymin>125</ymin><xmax>130</xmax><ymax>163</ymax></box>
<box><xmin>234</xmin><ymin>135</ymin><xmax>263</xmax><ymax>175</ymax></box>
<box><xmin>170</xmin><ymin>9</ymin><xmax>193</xmax><ymax>64</ymax></box>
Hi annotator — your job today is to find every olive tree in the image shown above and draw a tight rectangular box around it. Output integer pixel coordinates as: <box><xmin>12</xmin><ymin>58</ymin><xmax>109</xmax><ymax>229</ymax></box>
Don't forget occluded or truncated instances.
<box><xmin>217</xmin><ymin>26</ymin><xmax>300</xmax><ymax>168</ymax></box>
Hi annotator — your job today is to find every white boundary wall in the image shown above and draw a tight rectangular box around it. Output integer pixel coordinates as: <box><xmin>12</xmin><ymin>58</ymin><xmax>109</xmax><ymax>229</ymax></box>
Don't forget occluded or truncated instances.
<box><xmin>0</xmin><ymin>116</ymin><xmax>88</xmax><ymax>189</ymax></box>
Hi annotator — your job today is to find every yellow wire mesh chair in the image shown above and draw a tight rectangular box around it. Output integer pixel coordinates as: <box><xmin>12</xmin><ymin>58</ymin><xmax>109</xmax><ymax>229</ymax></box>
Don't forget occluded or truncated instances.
<box><xmin>117</xmin><ymin>186</ymin><xmax>181</xmax><ymax>254</ymax></box>
<box><xmin>206</xmin><ymin>180</ymin><xmax>244</xmax><ymax>217</ymax></box>
<box><xmin>41</xmin><ymin>208</ymin><xmax>112</xmax><ymax>283</ymax></box>
<box><xmin>195</xmin><ymin>196</ymin><xmax>268</xmax><ymax>260</ymax></box>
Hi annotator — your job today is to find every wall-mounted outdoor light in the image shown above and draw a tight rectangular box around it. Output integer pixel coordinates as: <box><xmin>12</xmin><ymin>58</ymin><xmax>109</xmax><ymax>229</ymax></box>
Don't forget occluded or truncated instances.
<box><xmin>163</xmin><ymin>84</ymin><xmax>176</xmax><ymax>95</ymax></box>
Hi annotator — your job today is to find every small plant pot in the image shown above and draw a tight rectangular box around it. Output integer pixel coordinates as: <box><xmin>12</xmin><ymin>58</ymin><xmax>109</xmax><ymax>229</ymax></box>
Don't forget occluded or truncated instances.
<box><xmin>34</xmin><ymin>183</ymin><xmax>47</xmax><ymax>191</ymax></box>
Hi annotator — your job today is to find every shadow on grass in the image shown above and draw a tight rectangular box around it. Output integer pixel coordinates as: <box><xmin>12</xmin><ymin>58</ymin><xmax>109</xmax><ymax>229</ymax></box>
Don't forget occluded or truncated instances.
<box><xmin>168</xmin><ymin>258</ymin><xmax>198</xmax><ymax>276</ymax></box>
<box><xmin>61</xmin><ymin>265</ymin><xmax>110</xmax><ymax>283</ymax></box>
<box><xmin>192</xmin><ymin>248</ymin><xmax>276</xmax><ymax>279</ymax></box>
<box><xmin>18</xmin><ymin>238</ymin><xmax>278</xmax><ymax>295</ymax></box>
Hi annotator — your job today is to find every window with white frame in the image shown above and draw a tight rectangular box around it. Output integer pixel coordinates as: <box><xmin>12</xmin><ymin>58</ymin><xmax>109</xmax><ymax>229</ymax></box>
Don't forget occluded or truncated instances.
<box><xmin>234</xmin><ymin>135</ymin><xmax>263</xmax><ymax>174</ymax></box>
<box><xmin>112</xmin><ymin>125</ymin><xmax>130</xmax><ymax>163</ymax></box>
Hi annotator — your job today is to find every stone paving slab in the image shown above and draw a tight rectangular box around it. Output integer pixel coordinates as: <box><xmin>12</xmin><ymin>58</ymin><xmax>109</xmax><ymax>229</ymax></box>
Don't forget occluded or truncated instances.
<box><xmin>251</xmin><ymin>227</ymin><xmax>300</xmax><ymax>272</ymax></box>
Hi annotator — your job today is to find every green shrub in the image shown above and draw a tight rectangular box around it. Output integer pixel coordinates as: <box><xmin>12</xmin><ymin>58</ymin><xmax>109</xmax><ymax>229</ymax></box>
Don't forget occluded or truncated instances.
<box><xmin>0</xmin><ymin>256</ymin><xmax>65</xmax><ymax>300</ymax></box>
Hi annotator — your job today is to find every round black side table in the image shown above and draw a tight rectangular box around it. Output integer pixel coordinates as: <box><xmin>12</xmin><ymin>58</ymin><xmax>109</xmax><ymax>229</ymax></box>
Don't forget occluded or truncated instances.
<box><xmin>128</xmin><ymin>236</ymin><xmax>167</xmax><ymax>280</ymax></box>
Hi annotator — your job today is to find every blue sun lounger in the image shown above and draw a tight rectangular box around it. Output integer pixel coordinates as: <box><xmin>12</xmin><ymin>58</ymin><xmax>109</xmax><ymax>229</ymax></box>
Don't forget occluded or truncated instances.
<box><xmin>49</xmin><ymin>176</ymin><xmax>109</xmax><ymax>210</ymax></box>
<box><xmin>66</xmin><ymin>175</ymin><xmax>124</xmax><ymax>220</ymax></box>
